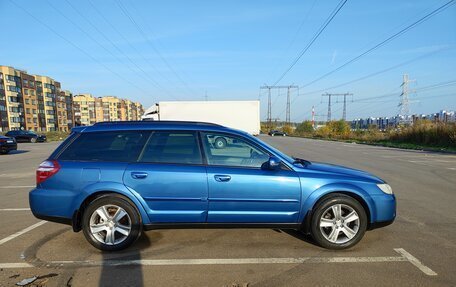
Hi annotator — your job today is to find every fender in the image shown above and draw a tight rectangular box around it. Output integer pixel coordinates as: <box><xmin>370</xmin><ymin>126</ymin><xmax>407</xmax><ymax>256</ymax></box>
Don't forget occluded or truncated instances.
<box><xmin>299</xmin><ymin>182</ymin><xmax>376</xmax><ymax>223</ymax></box>
<box><xmin>77</xmin><ymin>181</ymin><xmax>152</xmax><ymax>225</ymax></box>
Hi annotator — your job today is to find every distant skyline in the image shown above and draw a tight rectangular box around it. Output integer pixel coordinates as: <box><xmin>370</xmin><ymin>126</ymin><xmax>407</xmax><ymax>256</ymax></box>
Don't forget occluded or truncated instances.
<box><xmin>1</xmin><ymin>0</ymin><xmax>455</xmax><ymax>121</ymax></box>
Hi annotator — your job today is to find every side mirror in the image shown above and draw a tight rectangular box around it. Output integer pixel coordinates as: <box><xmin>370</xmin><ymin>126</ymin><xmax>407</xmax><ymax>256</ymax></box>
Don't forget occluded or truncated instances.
<box><xmin>262</xmin><ymin>156</ymin><xmax>282</xmax><ymax>170</ymax></box>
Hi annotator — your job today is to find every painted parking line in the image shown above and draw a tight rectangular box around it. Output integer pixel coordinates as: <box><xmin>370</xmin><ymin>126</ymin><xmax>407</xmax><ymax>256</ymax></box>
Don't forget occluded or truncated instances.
<box><xmin>0</xmin><ymin>185</ymin><xmax>35</xmax><ymax>189</ymax></box>
<box><xmin>0</xmin><ymin>248</ymin><xmax>437</xmax><ymax>276</ymax></box>
<box><xmin>0</xmin><ymin>208</ymin><xmax>30</xmax><ymax>211</ymax></box>
<box><xmin>0</xmin><ymin>221</ymin><xmax>46</xmax><ymax>246</ymax></box>
<box><xmin>394</xmin><ymin>248</ymin><xmax>438</xmax><ymax>276</ymax></box>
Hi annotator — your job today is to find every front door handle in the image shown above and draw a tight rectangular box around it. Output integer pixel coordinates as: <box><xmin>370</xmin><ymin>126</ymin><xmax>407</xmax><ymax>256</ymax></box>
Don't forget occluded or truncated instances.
<box><xmin>214</xmin><ymin>175</ymin><xmax>231</xmax><ymax>182</ymax></box>
<box><xmin>131</xmin><ymin>172</ymin><xmax>148</xmax><ymax>179</ymax></box>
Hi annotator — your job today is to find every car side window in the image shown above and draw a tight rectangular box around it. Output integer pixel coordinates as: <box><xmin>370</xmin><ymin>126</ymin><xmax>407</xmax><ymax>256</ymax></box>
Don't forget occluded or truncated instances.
<box><xmin>139</xmin><ymin>131</ymin><xmax>203</xmax><ymax>165</ymax></box>
<box><xmin>58</xmin><ymin>131</ymin><xmax>149</xmax><ymax>162</ymax></box>
<box><xmin>201</xmin><ymin>132</ymin><xmax>269</xmax><ymax>168</ymax></box>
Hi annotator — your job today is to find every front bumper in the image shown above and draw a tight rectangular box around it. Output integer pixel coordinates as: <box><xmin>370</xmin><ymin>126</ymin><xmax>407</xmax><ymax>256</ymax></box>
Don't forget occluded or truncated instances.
<box><xmin>370</xmin><ymin>193</ymin><xmax>396</xmax><ymax>228</ymax></box>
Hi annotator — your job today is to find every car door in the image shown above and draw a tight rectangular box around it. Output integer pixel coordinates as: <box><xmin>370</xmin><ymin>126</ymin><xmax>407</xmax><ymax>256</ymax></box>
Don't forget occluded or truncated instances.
<box><xmin>201</xmin><ymin>132</ymin><xmax>301</xmax><ymax>223</ymax></box>
<box><xmin>7</xmin><ymin>131</ymin><xmax>20</xmax><ymax>142</ymax></box>
<box><xmin>18</xmin><ymin>131</ymin><xmax>28</xmax><ymax>142</ymax></box>
<box><xmin>123</xmin><ymin>131</ymin><xmax>208</xmax><ymax>223</ymax></box>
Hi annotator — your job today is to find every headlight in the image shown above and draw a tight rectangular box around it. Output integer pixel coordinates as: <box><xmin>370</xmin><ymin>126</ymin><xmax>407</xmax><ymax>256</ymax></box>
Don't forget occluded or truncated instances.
<box><xmin>377</xmin><ymin>184</ymin><xmax>393</xmax><ymax>194</ymax></box>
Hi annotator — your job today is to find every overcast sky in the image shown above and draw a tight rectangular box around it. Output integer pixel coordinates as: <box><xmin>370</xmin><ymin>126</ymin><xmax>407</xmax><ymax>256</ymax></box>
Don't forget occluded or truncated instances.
<box><xmin>1</xmin><ymin>0</ymin><xmax>455</xmax><ymax>121</ymax></box>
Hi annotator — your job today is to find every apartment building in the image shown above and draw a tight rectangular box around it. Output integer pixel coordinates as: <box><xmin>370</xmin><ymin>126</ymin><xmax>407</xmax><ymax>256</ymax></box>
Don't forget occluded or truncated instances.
<box><xmin>135</xmin><ymin>102</ymin><xmax>144</xmax><ymax>119</ymax></box>
<box><xmin>0</xmin><ymin>72</ymin><xmax>7</xmax><ymax>131</ymax></box>
<box><xmin>0</xmin><ymin>65</ymin><xmax>145</xmax><ymax>131</ymax></box>
<box><xmin>34</xmin><ymin>75</ymin><xmax>62</xmax><ymax>131</ymax></box>
<box><xmin>0</xmin><ymin>66</ymin><xmax>24</xmax><ymax>131</ymax></box>
<box><xmin>61</xmin><ymin>90</ymin><xmax>74</xmax><ymax>130</ymax></box>
<box><xmin>73</xmin><ymin>94</ymin><xmax>96</xmax><ymax>126</ymax></box>
<box><xmin>20</xmin><ymin>72</ymin><xmax>40</xmax><ymax>131</ymax></box>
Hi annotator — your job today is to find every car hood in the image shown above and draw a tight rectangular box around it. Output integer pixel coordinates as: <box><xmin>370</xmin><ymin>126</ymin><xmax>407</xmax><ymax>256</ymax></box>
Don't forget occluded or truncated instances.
<box><xmin>300</xmin><ymin>161</ymin><xmax>384</xmax><ymax>184</ymax></box>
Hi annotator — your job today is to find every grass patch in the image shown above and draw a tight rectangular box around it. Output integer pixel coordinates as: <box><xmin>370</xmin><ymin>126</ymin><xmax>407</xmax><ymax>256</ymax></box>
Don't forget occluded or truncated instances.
<box><xmin>43</xmin><ymin>131</ymin><xmax>70</xmax><ymax>142</ymax></box>
<box><xmin>273</xmin><ymin>120</ymin><xmax>456</xmax><ymax>153</ymax></box>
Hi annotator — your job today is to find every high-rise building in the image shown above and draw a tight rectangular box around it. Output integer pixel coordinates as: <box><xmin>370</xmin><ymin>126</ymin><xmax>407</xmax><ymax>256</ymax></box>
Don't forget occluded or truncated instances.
<box><xmin>61</xmin><ymin>90</ymin><xmax>74</xmax><ymax>130</ymax></box>
<box><xmin>0</xmin><ymin>71</ymin><xmax>7</xmax><ymax>131</ymax></box>
<box><xmin>135</xmin><ymin>102</ymin><xmax>144</xmax><ymax>119</ymax></box>
<box><xmin>1</xmin><ymin>65</ymin><xmax>145</xmax><ymax>131</ymax></box>
<box><xmin>34</xmin><ymin>75</ymin><xmax>61</xmax><ymax>131</ymax></box>
<box><xmin>73</xmin><ymin>94</ymin><xmax>96</xmax><ymax>126</ymax></box>
<box><xmin>0</xmin><ymin>66</ymin><xmax>25</xmax><ymax>131</ymax></box>
<box><xmin>20</xmin><ymin>72</ymin><xmax>40</xmax><ymax>131</ymax></box>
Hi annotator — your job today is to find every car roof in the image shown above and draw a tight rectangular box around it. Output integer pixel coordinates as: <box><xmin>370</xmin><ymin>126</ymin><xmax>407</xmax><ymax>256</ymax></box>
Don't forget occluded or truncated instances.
<box><xmin>74</xmin><ymin>121</ymin><xmax>248</xmax><ymax>136</ymax></box>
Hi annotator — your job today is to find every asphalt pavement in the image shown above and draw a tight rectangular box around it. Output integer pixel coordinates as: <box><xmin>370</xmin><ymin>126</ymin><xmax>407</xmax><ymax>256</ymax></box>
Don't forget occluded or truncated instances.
<box><xmin>0</xmin><ymin>136</ymin><xmax>455</xmax><ymax>287</ymax></box>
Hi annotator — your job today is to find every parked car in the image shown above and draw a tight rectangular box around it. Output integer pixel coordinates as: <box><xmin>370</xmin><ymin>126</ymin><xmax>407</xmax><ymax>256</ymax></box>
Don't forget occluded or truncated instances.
<box><xmin>5</xmin><ymin>130</ymin><xmax>47</xmax><ymax>143</ymax></box>
<box><xmin>29</xmin><ymin>121</ymin><xmax>395</xmax><ymax>251</ymax></box>
<box><xmin>268</xmin><ymin>130</ymin><xmax>286</xmax><ymax>136</ymax></box>
<box><xmin>0</xmin><ymin>135</ymin><xmax>17</xmax><ymax>154</ymax></box>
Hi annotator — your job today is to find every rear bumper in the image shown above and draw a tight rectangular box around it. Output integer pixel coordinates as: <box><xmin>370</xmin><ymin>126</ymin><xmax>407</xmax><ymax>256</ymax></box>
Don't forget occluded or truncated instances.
<box><xmin>0</xmin><ymin>143</ymin><xmax>17</xmax><ymax>152</ymax></box>
<box><xmin>29</xmin><ymin>188</ymin><xmax>77</xmax><ymax>224</ymax></box>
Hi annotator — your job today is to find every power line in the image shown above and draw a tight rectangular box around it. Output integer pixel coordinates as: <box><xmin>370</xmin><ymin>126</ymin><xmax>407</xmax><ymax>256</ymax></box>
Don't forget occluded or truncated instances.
<box><xmin>64</xmin><ymin>0</ymin><xmax>179</xmax><ymax>100</ymax></box>
<box><xmin>321</xmin><ymin>93</ymin><xmax>353</xmax><ymax>121</ymax></box>
<box><xmin>269</xmin><ymin>0</ymin><xmax>318</xmax><ymax>79</ymax></box>
<box><xmin>260</xmin><ymin>85</ymin><xmax>298</xmax><ymax>126</ymax></box>
<box><xmin>300</xmin><ymin>46</ymin><xmax>454</xmax><ymax>97</ymax></box>
<box><xmin>45</xmin><ymin>0</ymin><xmax>161</xmax><ymax>99</ymax></box>
<box><xmin>86</xmin><ymin>0</ymin><xmax>183</xmax><ymax>101</ymax></box>
<box><xmin>301</xmin><ymin>0</ymin><xmax>455</xmax><ymax>88</ymax></box>
<box><xmin>9</xmin><ymin>0</ymin><xmax>151</xmax><ymax>97</ymax></box>
<box><xmin>115</xmin><ymin>0</ymin><xmax>200</xmax><ymax>98</ymax></box>
<box><xmin>398</xmin><ymin>74</ymin><xmax>416</xmax><ymax>124</ymax></box>
<box><xmin>271</xmin><ymin>0</ymin><xmax>348</xmax><ymax>86</ymax></box>
<box><xmin>292</xmin><ymin>79</ymin><xmax>456</xmax><ymax>122</ymax></box>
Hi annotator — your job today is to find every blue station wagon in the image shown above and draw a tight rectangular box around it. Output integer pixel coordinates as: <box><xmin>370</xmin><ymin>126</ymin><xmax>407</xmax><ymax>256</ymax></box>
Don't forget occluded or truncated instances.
<box><xmin>29</xmin><ymin>121</ymin><xmax>396</xmax><ymax>251</ymax></box>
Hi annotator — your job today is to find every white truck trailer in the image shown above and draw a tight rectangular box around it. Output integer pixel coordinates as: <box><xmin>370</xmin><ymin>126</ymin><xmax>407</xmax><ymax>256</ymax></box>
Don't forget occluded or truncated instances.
<box><xmin>142</xmin><ymin>100</ymin><xmax>260</xmax><ymax>135</ymax></box>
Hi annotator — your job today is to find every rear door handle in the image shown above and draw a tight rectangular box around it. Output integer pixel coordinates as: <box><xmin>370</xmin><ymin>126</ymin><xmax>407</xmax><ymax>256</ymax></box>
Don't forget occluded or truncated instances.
<box><xmin>131</xmin><ymin>172</ymin><xmax>148</xmax><ymax>179</ymax></box>
<box><xmin>214</xmin><ymin>175</ymin><xmax>231</xmax><ymax>182</ymax></box>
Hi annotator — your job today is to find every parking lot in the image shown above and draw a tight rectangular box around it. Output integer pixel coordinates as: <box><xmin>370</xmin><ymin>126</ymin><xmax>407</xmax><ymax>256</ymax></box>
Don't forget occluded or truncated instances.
<box><xmin>0</xmin><ymin>137</ymin><xmax>455</xmax><ymax>287</ymax></box>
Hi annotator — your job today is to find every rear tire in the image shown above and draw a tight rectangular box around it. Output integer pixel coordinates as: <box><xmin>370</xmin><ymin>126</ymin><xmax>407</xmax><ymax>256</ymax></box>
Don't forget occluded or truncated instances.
<box><xmin>0</xmin><ymin>150</ymin><xmax>9</xmax><ymax>155</ymax></box>
<box><xmin>82</xmin><ymin>195</ymin><xmax>142</xmax><ymax>251</ymax></box>
<box><xmin>310</xmin><ymin>194</ymin><xmax>367</xmax><ymax>250</ymax></box>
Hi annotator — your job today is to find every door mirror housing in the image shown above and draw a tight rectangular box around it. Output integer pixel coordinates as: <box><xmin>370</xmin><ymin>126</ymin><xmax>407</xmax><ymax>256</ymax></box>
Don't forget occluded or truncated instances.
<box><xmin>262</xmin><ymin>156</ymin><xmax>282</xmax><ymax>170</ymax></box>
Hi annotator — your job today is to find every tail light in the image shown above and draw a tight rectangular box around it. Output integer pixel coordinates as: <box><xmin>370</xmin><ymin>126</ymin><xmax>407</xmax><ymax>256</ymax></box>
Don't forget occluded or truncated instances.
<box><xmin>36</xmin><ymin>160</ymin><xmax>60</xmax><ymax>185</ymax></box>
<box><xmin>0</xmin><ymin>139</ymin><xmax>6</xmax><ymax>143</ymax></box>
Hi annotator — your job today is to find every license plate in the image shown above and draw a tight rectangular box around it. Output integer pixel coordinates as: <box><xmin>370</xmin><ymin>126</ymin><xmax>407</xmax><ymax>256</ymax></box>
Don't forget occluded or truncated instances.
<box><xmin>7</xmin><ymin>140</ymin><xmax>13</xmax><ymax>143</ymax></box>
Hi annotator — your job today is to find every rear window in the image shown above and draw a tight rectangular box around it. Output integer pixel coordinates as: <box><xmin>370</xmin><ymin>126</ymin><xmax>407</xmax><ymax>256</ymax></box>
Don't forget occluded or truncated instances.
<box><xmin>139</xmin><ymin>131</ymin><xmax>202</xmax><ymax>165</ymax></box>
<box><xmin>58</xmin><ymin>131</ymin><xmax>149</xmax><ymax>162</ymax></box>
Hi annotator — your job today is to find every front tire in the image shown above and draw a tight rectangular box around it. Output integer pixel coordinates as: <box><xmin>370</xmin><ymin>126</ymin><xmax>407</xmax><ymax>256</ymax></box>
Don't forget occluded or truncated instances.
<box><xmin>30</xmin><ymin>137</ymin><xmax>37</xmax><ymax>143</ymax></box>
<box><xmin>82</xmin><ymin>195</ymin><xmax>142</xmax><ymax>251</ymax></box>
<box><xmin>310</xmin><ymin>194</ymin><xmax>367</xmax><ymax>250</ymax></box>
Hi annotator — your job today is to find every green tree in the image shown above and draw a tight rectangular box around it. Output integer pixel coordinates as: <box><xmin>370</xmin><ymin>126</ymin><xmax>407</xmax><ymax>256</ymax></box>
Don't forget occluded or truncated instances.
<box><xmin>295</xmin><ymin>121</ymin><xmax>314</xmax><ymax>136</ymax></box>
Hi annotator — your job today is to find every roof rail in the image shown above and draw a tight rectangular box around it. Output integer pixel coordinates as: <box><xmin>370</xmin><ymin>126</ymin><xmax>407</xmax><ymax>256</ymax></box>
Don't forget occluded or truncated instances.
<box><xmin>93</xmin><ymin>120</ymin><xmax>222</xmax><ymax>127</ymax></box>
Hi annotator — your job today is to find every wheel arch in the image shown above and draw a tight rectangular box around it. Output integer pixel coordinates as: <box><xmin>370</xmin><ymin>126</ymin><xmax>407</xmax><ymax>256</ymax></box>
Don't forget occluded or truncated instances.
<box><xmin>300</xmin><ymin>183</ymin><xmax>375</xmax><ymax>234</ymax></box>
<box><xmin>72</xmin><ymin>183</ymin><xmax>150</xmax><ymax>232</ymax></box>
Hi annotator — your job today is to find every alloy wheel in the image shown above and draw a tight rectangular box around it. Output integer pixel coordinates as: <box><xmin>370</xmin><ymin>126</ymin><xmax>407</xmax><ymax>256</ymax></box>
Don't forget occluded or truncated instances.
<box><xmin>89</xmin><ymin>205</ymin><xmax>132</xmax><ymax>245</ymax></box>
<box><xmin>319</xmin><ymin>204</ymin><xmax>360</xmax><ymax>244</ymax></box>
